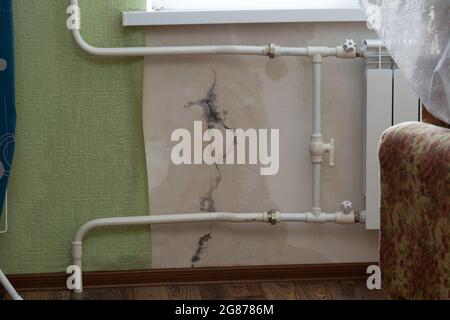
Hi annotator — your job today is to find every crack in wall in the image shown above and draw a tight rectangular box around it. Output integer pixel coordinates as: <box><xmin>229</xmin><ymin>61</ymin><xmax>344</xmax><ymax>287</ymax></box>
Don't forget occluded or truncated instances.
<box><xmin>185</xmin><ymin>71</ymin><xmax>237</xmax><ymax>267</ymax></box>
<box><xmin>185</xmin><ymin>71</ymin><xmax>237</xmax><ymax>213</ymax></box>
<box><xmin>199</xmin><ymin>164</ymin><xmax>222</xmax><ymax>212</ymax></box>
<box><xmin>185</xmin><ymin>70</ymin><xmax>232</xmax><ymax>131</ymax></box>
<box><xmin>191</xmin><ymin>233</ymin><xmax>212</xmax><ymax>267</ymax></box>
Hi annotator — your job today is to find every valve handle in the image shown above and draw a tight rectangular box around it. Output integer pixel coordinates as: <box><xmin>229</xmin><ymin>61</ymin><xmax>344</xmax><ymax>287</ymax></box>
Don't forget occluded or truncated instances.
<box><xmin>343</xmin><ymin>39</ymin><xmax>357</xmax><ymax>53</ymax></box>
<box><xmin>324</xmin><ymin>138</ymin><xmax>335</xmax><ymax>167</ymax></box>
<box><xmin>341</xmin><ymin>200</ymin><xmax>353</xmax><ymax>214</ymax></box>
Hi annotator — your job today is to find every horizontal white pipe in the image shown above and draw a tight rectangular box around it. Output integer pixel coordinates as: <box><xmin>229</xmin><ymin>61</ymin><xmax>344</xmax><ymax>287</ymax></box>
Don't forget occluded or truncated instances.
<box><xmin>71</xmin><ymin>28</ymin><xmax>341</xmax><ymax>58</ymax></box>
<box><xmin>68</xmin><ymin>0</ymin><xmax>350</xmax><ymax>58</ymax></box>
<box><xmin>74</xmin><ymin>212</ymin><xmax>347</xmax><ymax>243</ymax></box>
<box><xmin>72</xmin><ymin>30</ymin><xmax>270</xmax><ymax>57</ymax></box>
<box><xmin>277</xmin><ymin>47</ymin><xmax>308</xmax><ymax>56</ymax></box>
<box><xmin>0</xmin><ymin>270</ymin><xmax>23</xmax><ymax>300</ymax></box>
<box><xmin>72</xmin><ymin>212</ymin><xmax>354</xmax><ymax>258</ymax></box>
<box><xmin>71</xmin><ymin>211</ymin><xmax>357</xmax><ymax>247</ymax></box>
<box><xmin>72</xmin><ymin>212</ymin><xmax>354</xmax><ymax>262</ymax></box>
<box><xmin>71</xmin><ymin>211</ymin><xmax>355</xmax><ymax>293</ymax></box>
<box><xmin>280</xmin><ymin>213</ymin><xmax>337</xmax><ymax>222</ymax></box>
<box><xmin>73</xmin><ymin>211</ymin><xmax>353</xmax><ymax>243</ymax></box>
<box><xmin>73</xmin><ymin>212</ymin><xmax>266</xmax><ymax>243</ymax></box>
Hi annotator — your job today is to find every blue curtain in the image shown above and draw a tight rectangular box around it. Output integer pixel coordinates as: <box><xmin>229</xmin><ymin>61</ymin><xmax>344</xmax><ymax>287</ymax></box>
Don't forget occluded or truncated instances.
<box><xmin>0</xmin><ymin>0</ymin><xmax>16</xmax><ymax>216</ymax></box>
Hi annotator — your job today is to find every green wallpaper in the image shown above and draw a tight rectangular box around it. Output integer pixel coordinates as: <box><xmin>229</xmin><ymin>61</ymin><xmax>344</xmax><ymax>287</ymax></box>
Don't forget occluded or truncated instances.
<box><xmin>0</xmin><ymin>0</ymin><xmax>150</xmax><ymax>274</ymax></box>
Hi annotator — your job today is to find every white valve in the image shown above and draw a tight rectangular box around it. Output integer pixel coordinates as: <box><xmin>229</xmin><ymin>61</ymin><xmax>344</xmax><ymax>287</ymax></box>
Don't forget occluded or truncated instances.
<box><xmin>337</xmin><ymin>39</ymin><xmax>358</xmax><ymax>58</ymax></box>
<box><xmin>341</xmin><ymin>201</ymin><xmax>353</xmax><ymax>215</ymax></box>
<box><xmin>310</xmin><ymin>135</ymin><xmax>335</xmax><ymax>167</ymax></box>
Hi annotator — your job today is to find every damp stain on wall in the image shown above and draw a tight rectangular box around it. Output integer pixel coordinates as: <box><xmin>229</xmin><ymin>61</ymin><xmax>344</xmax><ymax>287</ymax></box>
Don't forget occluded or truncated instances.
<box><xmin>191</xmin><ymin>233</ymin><xmax>212</xmax><ymax>267</ymax></box>
<box><xmin>185</xmin><ymin>70</ymin><xmax>233</xmax><ymax>130</ymax></box>
<box><xmin>199</xmin><ymin>164</ymin><xmax>222</xmax><ymax>212</ymax></box>
<box><xmin>185</xmin><ymin>71</ymin><xmax>237</xmax><ymax>213</ymax></box>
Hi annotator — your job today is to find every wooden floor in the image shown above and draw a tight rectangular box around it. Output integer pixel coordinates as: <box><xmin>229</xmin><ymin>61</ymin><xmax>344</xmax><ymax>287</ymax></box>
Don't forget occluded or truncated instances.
<box><xmin>1</xmin><ymin>280</ymin><xmax>389</xmax><ymax>300</ymax></box>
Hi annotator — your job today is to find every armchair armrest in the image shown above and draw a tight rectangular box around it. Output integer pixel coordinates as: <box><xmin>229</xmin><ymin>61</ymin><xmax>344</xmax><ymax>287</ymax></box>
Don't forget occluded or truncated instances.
<box><xmin>379</xmin><ymin>122</ymin><xmax>450</xmax><ymax>299</ymax></box>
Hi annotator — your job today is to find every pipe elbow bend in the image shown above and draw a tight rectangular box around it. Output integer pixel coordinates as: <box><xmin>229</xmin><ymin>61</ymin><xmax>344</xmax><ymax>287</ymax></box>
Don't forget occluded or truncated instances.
<box><xmin>73</xmin><ymin>218</ymin><xmax>104</xmax><ymax>243</ymax></box>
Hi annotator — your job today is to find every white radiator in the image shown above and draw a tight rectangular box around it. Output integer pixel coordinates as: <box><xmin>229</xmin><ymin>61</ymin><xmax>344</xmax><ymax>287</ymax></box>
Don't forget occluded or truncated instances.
<box><xmin>363</xmin><ymin>40</ymin><xmax>421</xmax><ymax>230</ymax></box>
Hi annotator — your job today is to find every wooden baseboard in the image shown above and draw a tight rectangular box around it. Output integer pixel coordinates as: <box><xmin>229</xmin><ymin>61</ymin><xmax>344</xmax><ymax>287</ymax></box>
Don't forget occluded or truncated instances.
<box><xmin>4</xmin><ymin>262</ymin><xmax>375</xmax><ymax>291</ymax></box>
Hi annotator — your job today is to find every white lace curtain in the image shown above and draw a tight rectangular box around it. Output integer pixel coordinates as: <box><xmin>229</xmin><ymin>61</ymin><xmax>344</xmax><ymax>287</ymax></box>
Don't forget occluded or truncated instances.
<box><xmin>360</xmin><ymin>0</ymin><xmax>450</xmax><ymax>124</ymax></box>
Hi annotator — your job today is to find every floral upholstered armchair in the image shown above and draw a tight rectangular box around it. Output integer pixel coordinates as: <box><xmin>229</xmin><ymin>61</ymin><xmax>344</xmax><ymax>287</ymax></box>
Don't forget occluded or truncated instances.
<box><xmin>379</xmin><ymin>118</ymin><xmax>450</xmax><ymax>299</ymax></box>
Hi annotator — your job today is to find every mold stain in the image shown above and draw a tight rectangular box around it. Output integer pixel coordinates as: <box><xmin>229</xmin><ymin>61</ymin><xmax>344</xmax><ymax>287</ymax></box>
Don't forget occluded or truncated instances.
<box><xmin>199</xmin><ymin>164</ymin><xmax>222</xmax><ymax>212</ymax></box>
<box><xmin>191</xmin><ymin>233</ymin><xmax>212</xmax><ymax>267</ymax></box>
<box><xmin>185</xmin><ymin>71</ymin><xmax>237</xmax><ymax>213</ymax></box>
<box><xmin>185</xmin><ymin>70</ymin><xmax>232</xmax><ymax>130</ymax></box>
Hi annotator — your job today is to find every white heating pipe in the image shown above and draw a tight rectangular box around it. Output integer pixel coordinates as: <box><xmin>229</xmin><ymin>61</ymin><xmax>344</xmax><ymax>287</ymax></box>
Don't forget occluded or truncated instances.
<box><xmin>0</xmin><ymin>269</ymin><xmax>23</xmax><ymax>300</ymax></box>
<box><xmin>72</xmin><ymin>29</ymin><xmax>271</xmax><ymax>57</ymax></box>
<box><xmin>72</xmin><ymin>211</ymin><xmax>354</xmax><ymax>293</ymax></box>
<box><xmin>312</xmin><ymin>53</ymin><xmax>323</xmax><ymax>214</ymax></box>
<box><xmin>68</xmin><ymin>0</ymin><xmax>351</xmax><ymax>59</ymax></box>
<box><xmin>313</xmin><ymin>54</ymin><xmax>323</xmax><ymax>136</ymax></box>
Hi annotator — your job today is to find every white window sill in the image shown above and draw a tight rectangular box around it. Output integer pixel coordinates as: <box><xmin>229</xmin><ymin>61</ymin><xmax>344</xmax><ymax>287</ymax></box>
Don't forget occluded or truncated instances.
<box><xmin>122</xmin><ymin>9</ymin><xmax>367</xmax><ymax>27</ymax></box>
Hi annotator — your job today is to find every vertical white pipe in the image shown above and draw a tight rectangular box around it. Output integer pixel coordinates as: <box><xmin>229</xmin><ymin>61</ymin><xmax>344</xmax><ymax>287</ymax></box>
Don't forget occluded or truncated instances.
<box><xmin>313</xmin><ymin>53</ymin><xmax>322</xmax><ymax>135</ymax></box>
<box><xmin>312</xmin><ymin>164</ymin><xmax>321</xmax><ymax>213</ymax></box>
<box><xmin>0</xmin><ymin>270</ymin><xmax>23</xmax><ymax>300</ymax></box>
<box><xmin>72</xmin><ymin>242</ymin><xmax>83</xmax><ymax>294</ymax></box>
<box><xmin>312</xmin><ymin>53</ymin><xmax>322</xmax><ymax>213</ymax></box>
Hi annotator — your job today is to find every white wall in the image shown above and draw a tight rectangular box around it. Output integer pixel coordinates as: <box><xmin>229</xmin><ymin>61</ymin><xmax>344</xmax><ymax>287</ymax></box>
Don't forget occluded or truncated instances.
<box><xmin>143</xmin><ymin>22</ymin><xmax>379</xmax><ymax>268</ymax></box>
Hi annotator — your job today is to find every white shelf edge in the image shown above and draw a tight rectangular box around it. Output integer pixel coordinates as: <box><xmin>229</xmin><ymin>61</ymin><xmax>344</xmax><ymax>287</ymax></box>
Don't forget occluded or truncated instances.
<box><xmin>122</xmin><ymin>9</ymin><xmax>367</xmax><ymax>26</ymax></box>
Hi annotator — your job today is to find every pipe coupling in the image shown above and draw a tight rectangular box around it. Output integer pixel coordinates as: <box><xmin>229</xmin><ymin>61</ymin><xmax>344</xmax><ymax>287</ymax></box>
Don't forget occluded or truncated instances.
<box><xmin>72</xmin><ymin>241</ymin><xmax>83</xmax><ymax>260</ymax></box>
<box><xmin>307</xmin><ymin>47</ymin><xmax>329</xmax><ymax>59</ymax></box>
<box><xmin>311</xmin><ymin>52</ymin><xmax>323</xmax><ymax>63</ymax></box>
<box><xmin>67</xmin><ymin>4</ymin><xmax>81</xmax><ymax>30</ymax></box>
<box><xmin>266</xmin><ymin>43</ymin><xmax>280</xmax><ymax>59</ymax></box>
<box><xmin>266</xmin><ymin>210</ymin><xmax>279</xmax><ymax>225</ymax></box>
<box><xmin>306</xmin><ymin>212</ymin><xmax>327</xmax><ymax>223</ymax></box>
<box><xmin>311</xmin><ymin>207</ymin><xmax>322</xmax><ymax>216</ymax></box>
<box><xmin>355</xmin><ymin>210</ymin><xmax>366</xmax><ymax>224</ymax></box>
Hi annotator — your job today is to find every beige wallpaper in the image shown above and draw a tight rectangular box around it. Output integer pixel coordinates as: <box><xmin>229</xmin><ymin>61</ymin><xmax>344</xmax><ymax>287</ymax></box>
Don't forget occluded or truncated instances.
<box><xmin>143</xmin><ymin>22</ymin><xmax>379</xmax><ymax>268</ymax></box>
